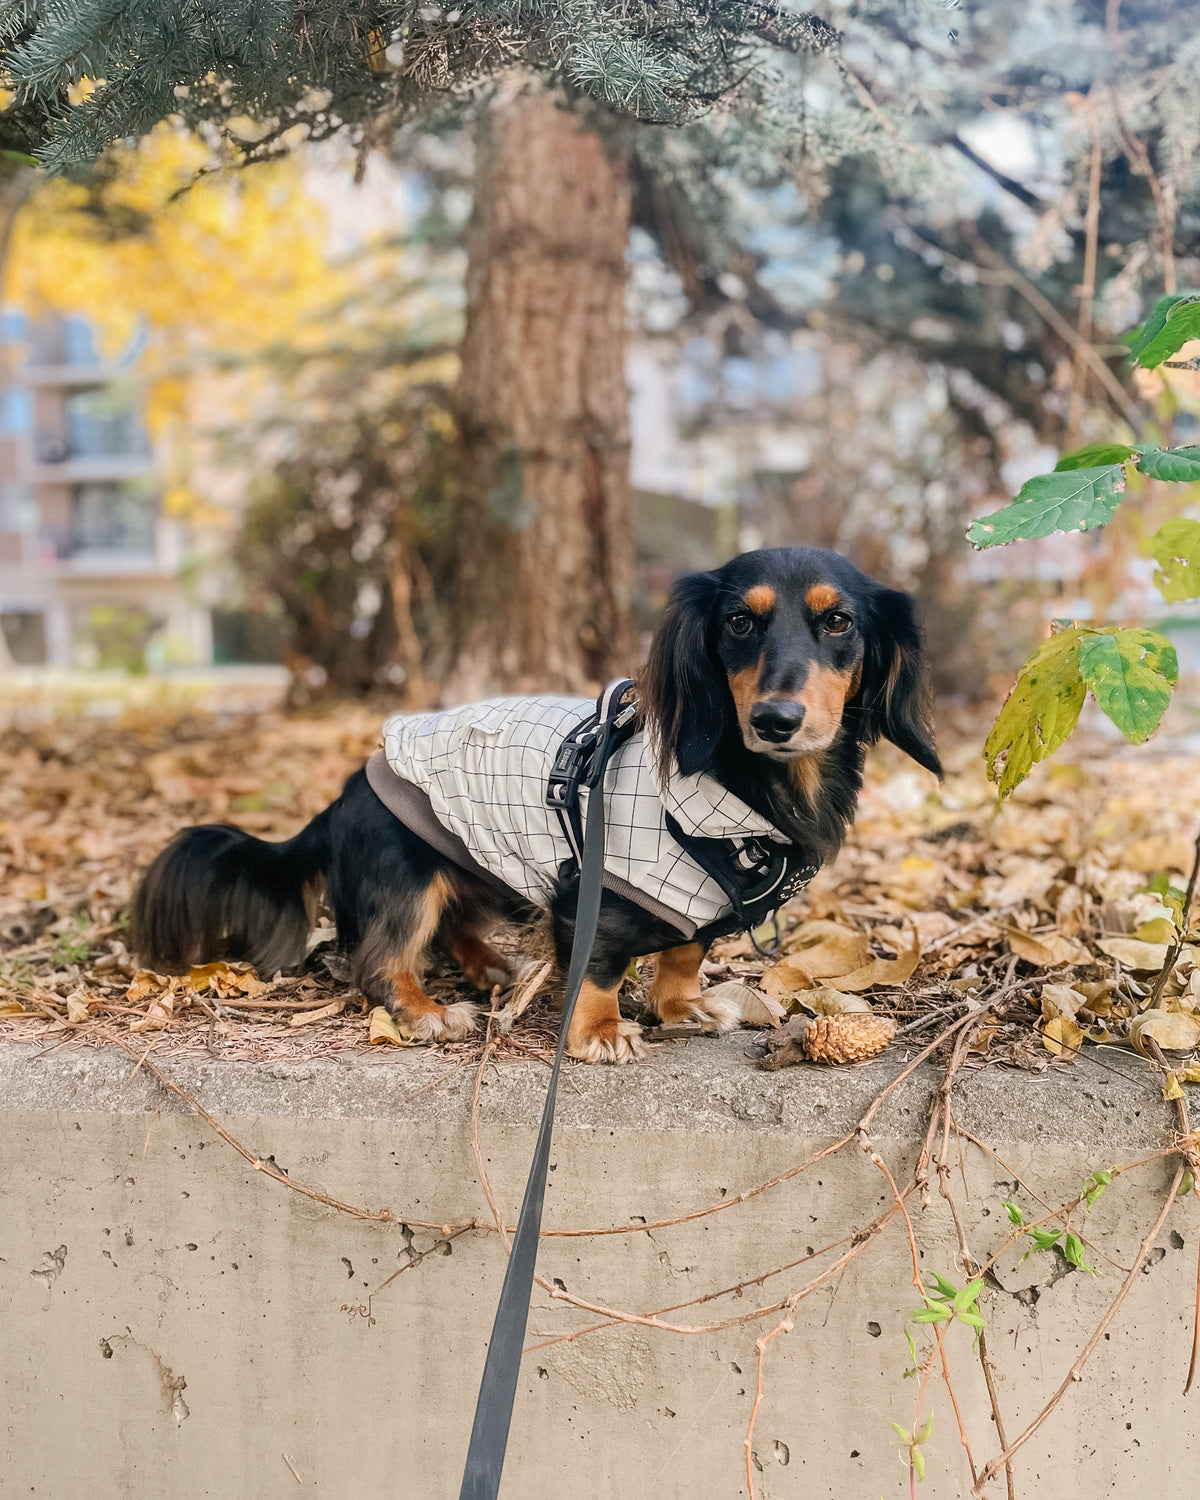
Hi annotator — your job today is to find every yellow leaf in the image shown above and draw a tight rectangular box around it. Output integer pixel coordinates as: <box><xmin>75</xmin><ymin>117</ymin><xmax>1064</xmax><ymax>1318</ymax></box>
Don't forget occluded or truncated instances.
<box><xmin>762</xmin><ymin>922</ymin><xmax>870</xmax><ymax>994</ymax></box>
<box><xmin>1129</xmin><ymin>1010</ymin><xmax>1200</xmax><ymax>1057</ymax></box>
<box><xmin>1135</xmin><ymin>918</ymin><xmax>1177</xmax><ymax>945</ymax></box>
<box><xmin>1006</xmin><ymin>927</ymin><xmax>1089</xmax><ymax>966</ymax></box>
<box><xmin>1163</xmin><ymin>1073</ymin><xmax>1184</xmax><ymax>1101</ymax></box>
<box><xmin>369</xmin><ymin>1006</ymin><xmax>404</xmax><ymax>1045</ymax></box>
<box><xmin>126</xmin><ymin>968</ymin><xmax>174</xmax><ymax>1003</ymax></box>
<box><xmin>187</xmin><ymin>961</ymin><xmax>268</xmax><ymax>998</ymax></box>
<box><xmin>1097</xmin><ymin>937</ymin><xmax>1170</xmax><ymax>970</ymax></box>
<box><xmin>834</xmin><ymin>945</ymin><xmax>921</xmax><ymax>993</ymax></box>
<box><xmin>0</xmin><ymin>1000</ymin><xmax>25</xmax><ymax>1016</ymax></box>
<box><xmin>1042</xmin><ymin>1015</ymin><xmax>1084</xmax><ymax>1058</ymax></box>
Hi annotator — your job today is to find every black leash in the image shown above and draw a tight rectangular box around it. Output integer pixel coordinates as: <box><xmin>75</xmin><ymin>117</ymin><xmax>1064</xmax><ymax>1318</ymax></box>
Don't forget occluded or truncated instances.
<box><xmin>458</xmin><ymin>680</ymin><xmax>633</xmax><ymax>1500</ymax></box>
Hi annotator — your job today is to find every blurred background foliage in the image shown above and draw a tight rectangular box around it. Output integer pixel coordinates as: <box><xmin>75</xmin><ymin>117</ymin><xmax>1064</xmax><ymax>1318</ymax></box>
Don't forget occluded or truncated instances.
<box><xmin>1</xmin><ymin>0</ymin><xmax>1199</xmax><ymax>706</ymax></box>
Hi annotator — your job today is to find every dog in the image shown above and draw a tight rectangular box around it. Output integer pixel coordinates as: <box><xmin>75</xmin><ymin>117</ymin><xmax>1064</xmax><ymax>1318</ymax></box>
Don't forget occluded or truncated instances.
<box><xmin>133</xmin><ymin>547</ymin><xmax>941</xmax><ymax>1063</ymax></box>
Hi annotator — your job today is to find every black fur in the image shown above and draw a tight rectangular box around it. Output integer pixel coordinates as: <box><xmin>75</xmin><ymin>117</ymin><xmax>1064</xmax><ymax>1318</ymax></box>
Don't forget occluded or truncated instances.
<box><xmin>133</xmin><ymin>547</ymin><xmax>940</xmax><ymax>1058</ymax></box>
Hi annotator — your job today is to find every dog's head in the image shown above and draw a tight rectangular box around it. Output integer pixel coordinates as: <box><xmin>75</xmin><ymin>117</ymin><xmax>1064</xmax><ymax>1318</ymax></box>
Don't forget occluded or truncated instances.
<box><xmin>640</xmin><ymin>546</ymin><xmax>942</xmax><ymax>782</ymax></box>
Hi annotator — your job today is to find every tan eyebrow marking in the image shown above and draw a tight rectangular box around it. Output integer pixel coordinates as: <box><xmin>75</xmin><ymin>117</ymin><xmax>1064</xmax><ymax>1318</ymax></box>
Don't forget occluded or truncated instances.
<box><xmin>744</xmin><ymin>584</ymin><xmax>776</xmax><ymax>614</ymax></box>
<box><xmin>805</xmin><ymin>583</ymin><xmax>841</xmax><ymax>613</ymax></box>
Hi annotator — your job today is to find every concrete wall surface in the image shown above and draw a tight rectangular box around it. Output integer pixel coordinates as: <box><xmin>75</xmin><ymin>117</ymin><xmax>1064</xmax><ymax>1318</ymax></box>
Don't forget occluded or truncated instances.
<box><xmin>0</xmin><ymin>1036</ymin><xmax>1196</xmax><ymax>1499</ymax></box>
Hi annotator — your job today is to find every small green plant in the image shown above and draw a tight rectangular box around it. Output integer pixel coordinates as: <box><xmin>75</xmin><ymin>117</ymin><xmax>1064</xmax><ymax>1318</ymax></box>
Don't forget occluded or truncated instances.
<box><xmin>909</xmin><ymin>1271</ymin><xmax>986</xmax><ymax>1343</ymax></box>
<box><xmin>971</xmin><ymin>292</ymin><xmax>1200</xmax><ymax>797</ymax></box>
<box><xmin>890</xmin><ymin>1413</ymin><xmax>933</xmax><ymax>1483</ymax></box>
<box><xmin>1002</xmin><ymin>1172</ymin><xmax>1112</xmax><ymax>1274</ymax></box>
<box><xmin>50</xmin><ymin>913</ymin><xmax>95</xmax><ymax>967</ymax></box>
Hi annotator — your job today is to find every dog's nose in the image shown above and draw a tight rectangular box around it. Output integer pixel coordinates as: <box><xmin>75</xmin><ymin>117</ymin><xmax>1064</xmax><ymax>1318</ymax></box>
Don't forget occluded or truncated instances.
<box><xmin>749</xmin><ymin>700</ymin><xmax>806</xmax><ymax>743</ymax></box>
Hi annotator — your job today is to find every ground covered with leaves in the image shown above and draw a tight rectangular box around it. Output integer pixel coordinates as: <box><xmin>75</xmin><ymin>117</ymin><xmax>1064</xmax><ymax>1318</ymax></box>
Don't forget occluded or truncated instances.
<box><xmin>2</xmin><ymin>699</ymin><xmax>1199</xmax><ymax>1089</ymax></box>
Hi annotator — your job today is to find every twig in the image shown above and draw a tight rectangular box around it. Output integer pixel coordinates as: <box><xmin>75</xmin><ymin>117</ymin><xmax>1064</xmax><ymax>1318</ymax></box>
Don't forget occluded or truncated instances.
<box><xmin>1147</xmin><ymin>831</ymin><xmax>1200</xmax><ymax>1008</ymax></box>
<box><xmin>745</xmin><ymin>1317</ymin><xmax>793</xmax><ymax>1500</ymax></box>
<box><xmin>1066</xmin><ymin>93</ymin><xmax>1104</xmax><ymax>447</ymax></box>
<box><xmin>1172</xmin><ymin>1090</ymin><xmax>1200</xmax><ymax>1393</ymax></box>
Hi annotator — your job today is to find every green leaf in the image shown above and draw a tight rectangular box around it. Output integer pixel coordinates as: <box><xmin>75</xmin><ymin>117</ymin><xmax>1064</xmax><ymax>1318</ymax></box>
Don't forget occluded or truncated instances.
<box><xmin>983</xmin><ymin>629</ymin><xmax>1086</xmax><ymax>799</ymax></box>
<box><xmin>1153</xmin><ymin>518</ymin><xmax>1200</xmax><ymax>602</ymax></box>
<box><xmin>1055</xmin><ymin>442</ymin><xmax>1137</xmax><ymax>471</ymax></box>
<box><xmin>958</xmin><ymin>1310</ymin><xmax>985</xmax><ymax>1340</ymax></box>
<box><xmin>905</xmin><ymin>1327</ymin><xmax>918</xmax><ymax>1367</ymax></box>
<box><xmin>1063</xmin><ymin>1232</ymin><xmax>1096</xmax><ymax>1273</ymax></box>
<box><xmin>1130</xmin><ymin>293</ymin><xmax>1200</xmax><ymax>368</ymax></box>
<box><xmin>967</xmin><ymin>467</ymin><xmax>1125</xmax><ymax>548</ymax></box>
<box><xmin>1021</xmin><ymin>1226</ymin><xmax>1064</xmax><ymax>1261</ymax></box>
<box><xmin>890</xmin><ymin>1423</ymin><xmax>913</xmax><ymax>1445</ymax></box>
<box><xmin>1138</xmin><ymin>446</ymin><xmax>1200</xmax><ymax>483</ymax></box>
<box><xmin>925</xmin><ymin>1272</ymin><xmax>959</xmax><ymax>1299</ymax></box>
<box><xmin>951</xmin><ymin>1278</ymin><xmax>982</xmax><ymax>1313</ymax></box>
<box><xmin>913</xmin><ymin>1446</ymin><xmax>926</xmax><ymax>1482</ymax></box>
<box><xmin>1002</xmin><ymin>1200</ymin><xmax>1025</xmax><ymax>1225</ymax></box>
<box><xmin>916</xmin><ymin>1415</ymin><xmax>933</xmax><ymax>1445</ymax></box>
<box><xmin>911</xmin><ymin>1306</ymin><xmax>952</xmax><ymax>1323</ymax></box>
<box><xmin>1077</xmin><ymin>628</ymin><xmax>1177</xmax><ymax>744</ymax></box>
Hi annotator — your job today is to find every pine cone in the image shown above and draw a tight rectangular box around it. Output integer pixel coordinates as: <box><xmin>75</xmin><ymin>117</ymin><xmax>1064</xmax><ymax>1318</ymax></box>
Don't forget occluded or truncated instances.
<box><xmin>760</xmin><ymin>1013</ymin><xmax>897</xmax><ymax>1069</ymax></box>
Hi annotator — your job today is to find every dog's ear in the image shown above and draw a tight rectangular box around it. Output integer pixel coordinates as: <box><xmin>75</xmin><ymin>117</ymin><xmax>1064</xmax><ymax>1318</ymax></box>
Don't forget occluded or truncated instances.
<box><xmin>639</xmin><ymin>570</ymin><xmax>725</xmax><ymax>779</ymax></box>
<box><xmin>859</xmin><ymin>587</ymin><xmax>942</xmax><ymax>777</ymax></box>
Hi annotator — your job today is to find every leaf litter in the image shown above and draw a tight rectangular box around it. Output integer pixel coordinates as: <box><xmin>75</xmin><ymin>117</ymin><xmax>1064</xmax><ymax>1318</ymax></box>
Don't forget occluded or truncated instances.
<box><xmin>1</xmin><ymin>701</ymin><xmax>1199</xmax><ymax>1087</ymax></box>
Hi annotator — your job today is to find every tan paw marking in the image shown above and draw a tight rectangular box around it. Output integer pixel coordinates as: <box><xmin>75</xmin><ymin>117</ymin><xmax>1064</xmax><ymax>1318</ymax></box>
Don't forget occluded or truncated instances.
<box><xmin>656</xmin><ymin>989</ymin><xmax>741</xmax><ymax>1034</ymax></box>
<box><xmin>567</xmin><ymin>1016</ymin><xmax>647</xmax><ymax>1064</ymax></box>
<box><xmin>398</xmin><ymin>1000</ymin><xmax>479</xmax><ymax>1042</ymax></box>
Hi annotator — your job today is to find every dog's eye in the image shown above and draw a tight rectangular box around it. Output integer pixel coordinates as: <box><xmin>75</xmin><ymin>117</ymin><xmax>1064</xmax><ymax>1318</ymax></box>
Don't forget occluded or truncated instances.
<box><xmin>726</xmin><ymin>612</ymin><xmax>755</xmax><ymax>637</ymax></box>
<box><xmin>824</xmin><ymin>612</ymin><xmax>853</xmax><ymax>634</ymax></box>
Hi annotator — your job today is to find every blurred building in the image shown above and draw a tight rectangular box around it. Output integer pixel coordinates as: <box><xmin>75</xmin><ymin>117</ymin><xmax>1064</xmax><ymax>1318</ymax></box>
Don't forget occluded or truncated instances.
<box><xmin>0</xmin><ymin>311</ymin><xmax>211</xmax><ymax>668</ymax></box>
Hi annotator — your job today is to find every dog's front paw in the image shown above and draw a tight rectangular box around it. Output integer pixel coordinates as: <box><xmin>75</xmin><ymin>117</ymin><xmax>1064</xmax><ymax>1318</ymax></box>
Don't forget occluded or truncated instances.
<box><xmin>567</xmin><ymin>1016</ymin><xmax>647</xmax><ymax>1064</ymax></box>
<box><xmin>655</xmin><ymin>989</ymin><xmax>741</xmax><ymax>1034</ymax></box>
<box><xmin>397</xmin><ymin>999</ymin><xmax>479</xmax><ymax>1042</ymax></box>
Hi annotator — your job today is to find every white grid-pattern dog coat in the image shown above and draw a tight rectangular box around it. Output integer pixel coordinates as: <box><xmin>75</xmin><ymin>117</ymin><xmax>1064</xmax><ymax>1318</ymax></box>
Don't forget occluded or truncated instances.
<box><xmin>378</xmin><ymin>695</ymin><xmax>790</xmax><ymax>934</ymax></box>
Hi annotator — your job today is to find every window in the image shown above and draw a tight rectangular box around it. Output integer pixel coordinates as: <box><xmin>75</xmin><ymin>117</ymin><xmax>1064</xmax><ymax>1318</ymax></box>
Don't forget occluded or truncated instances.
<box><xmin>64</xmin><ymin>388</ymin><xmax>149</xmax><ymax>458</ymax></box>
<box><xmin>0</xmin><ymin>386</ymin><xmax>32</xmax><ymax>436</ymax></box>
<box><xmin>69</xmin><ymin>482</ymin><xmax>157</xmax><ymax>554</ymax></box>
<box><xmin>61</xmin><ymin>317</ymin><xmax>98</xmax><ymax>366</ymax></box>
<box><xmin>0</xmin><ymin>308</ymin><xmax>28</xmax><ymax>345</ymax></box>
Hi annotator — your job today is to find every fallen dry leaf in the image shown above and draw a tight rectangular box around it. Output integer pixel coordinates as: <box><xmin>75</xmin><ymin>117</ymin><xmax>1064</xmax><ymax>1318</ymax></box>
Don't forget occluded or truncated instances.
<box><xmin>1042</xmin><ymin>1015</ymin><xmax>1084</xmax><ymax>1059</ymax></box>
<box><xmin>188</xmin><ymin>961</ymin><xmax>268</xmax><ymax>998</ymax></box>
<box><xmin>1039</xmin><ymin>984</ymin><xmax>1086</xmax><ymax>1022</ymax></box>
<box><xmin>831</xmin><ymin>944</ymin><xmax>921</xmax><ymax>993</ymax></box>
<box><xmin>1097</xmin><ymin>937</ymin><xmax>1171</xmax><ymax>970</ymax></box>
<box><xmin>289</xmin><ymin>998</ymin><xmax>346</xmax><ymax>1028</ymax></box>
<box><xmin>793</xmin><ymin>986</ymin><xmax>874</xmax><ymax>1016</ymax></box>
<box><xmin>702</xmin><ymin>980</ymin><xmax>785</xmax><ymax>1028</ymax></box>
<box><xmin>368</xmin><ymin>1006</ymin><xmax>404</xmax><ymax>1046</ymax></box>
<box><xmin>1006</xmin><ymin>927</ymin><xmax>1090</xmax><ymax>967</ymax></box>
<box><xmin>1128</xmin><ymin>1010</ymin><xmax>1200</xmax><ymax>1059</ymax></box>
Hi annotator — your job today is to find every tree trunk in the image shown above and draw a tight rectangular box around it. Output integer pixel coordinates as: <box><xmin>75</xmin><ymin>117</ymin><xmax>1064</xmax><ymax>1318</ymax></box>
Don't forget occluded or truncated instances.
<box><xmin>445</xmin><ymin>87</ymin><xmax>634</xmax><ymax>701</ymax></box>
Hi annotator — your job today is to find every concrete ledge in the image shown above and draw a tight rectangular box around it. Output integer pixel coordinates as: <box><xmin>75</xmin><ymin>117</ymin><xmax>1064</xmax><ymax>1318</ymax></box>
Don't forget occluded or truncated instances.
<box><xmin>1</xmin><ymin>1038</ymin><xmax>1195</xmax><ymax>1498</ymax></box>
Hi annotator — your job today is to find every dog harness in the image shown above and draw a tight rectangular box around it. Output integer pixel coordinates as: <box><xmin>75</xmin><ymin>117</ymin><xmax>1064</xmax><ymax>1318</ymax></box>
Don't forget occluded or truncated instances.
<box><xmin>366</xmin><ymin>684</ymin><xmax>819</xmax><ymax>938</ymax></box>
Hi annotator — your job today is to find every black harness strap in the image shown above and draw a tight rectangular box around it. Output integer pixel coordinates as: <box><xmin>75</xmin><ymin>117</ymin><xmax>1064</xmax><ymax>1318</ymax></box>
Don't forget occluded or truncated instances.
<box><xmin>662</xmin><ymin>813</ymin><xmax>820</xmax><ymax>934</ymax></box>
<box><xmin>458</xmin><ymin>679</ymin><xmax>633</xmax><ymax>1500</ymax></box>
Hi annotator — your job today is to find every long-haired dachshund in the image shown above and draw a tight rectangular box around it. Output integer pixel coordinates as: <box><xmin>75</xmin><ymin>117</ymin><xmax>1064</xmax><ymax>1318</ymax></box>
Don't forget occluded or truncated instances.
<box><xmin>134</xmin><ymin>547</ymin><xmax>940</xmax><ymax>1063</ymax></box>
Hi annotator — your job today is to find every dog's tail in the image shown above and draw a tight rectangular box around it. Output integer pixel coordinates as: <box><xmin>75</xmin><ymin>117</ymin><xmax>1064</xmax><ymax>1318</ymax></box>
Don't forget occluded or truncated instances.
<box><xmin>132</xmin><ymin>805</ymin><xmax>335</xmax><ymax>977</ymax></box>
